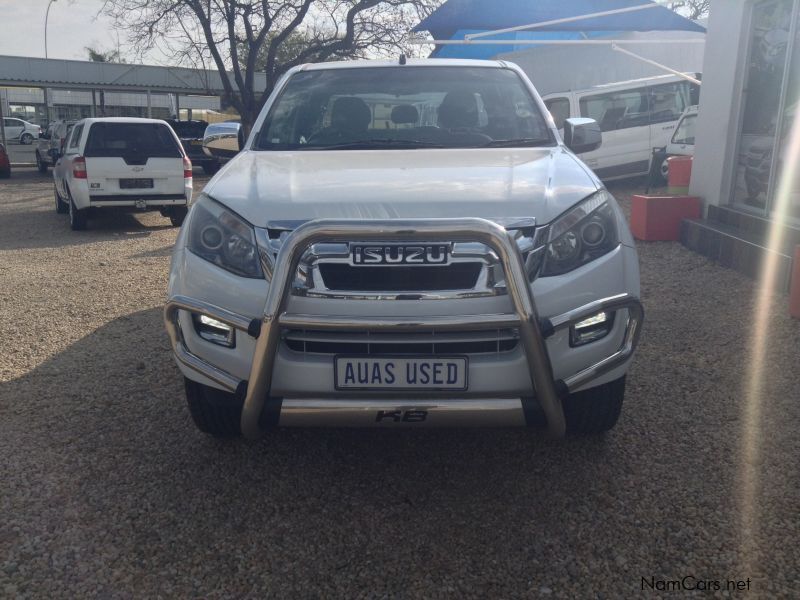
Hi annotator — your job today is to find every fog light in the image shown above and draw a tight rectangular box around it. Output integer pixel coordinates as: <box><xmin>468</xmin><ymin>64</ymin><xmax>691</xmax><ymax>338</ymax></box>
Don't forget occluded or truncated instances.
<box><xmin>193</xmin><ymin>313</ymin><xmax>235</xmax><ymax>347</ymax></box>
<box><xmin>569</xmin><ymin>311</ymin><xmax>615</xmax><ymax>347</ymax></box>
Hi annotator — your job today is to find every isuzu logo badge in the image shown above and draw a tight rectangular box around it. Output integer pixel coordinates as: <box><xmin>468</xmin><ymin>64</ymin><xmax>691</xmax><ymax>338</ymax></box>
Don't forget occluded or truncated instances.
<box><xmin>351</xmin><ymin>244</ymin><xmax>450</xmax><ymax>265</ymax></box>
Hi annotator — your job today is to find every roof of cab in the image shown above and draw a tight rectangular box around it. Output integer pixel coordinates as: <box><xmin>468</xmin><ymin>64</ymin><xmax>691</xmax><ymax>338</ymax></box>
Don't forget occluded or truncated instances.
<box><xmin>75</xmin><ymin>117</ymin><xmax>170</xmax><ymax>126</ymax></box>
<box><xmin>297</xmin><ymin>58</ymin><xmax>509</xmax><ymax>71</ymax></box>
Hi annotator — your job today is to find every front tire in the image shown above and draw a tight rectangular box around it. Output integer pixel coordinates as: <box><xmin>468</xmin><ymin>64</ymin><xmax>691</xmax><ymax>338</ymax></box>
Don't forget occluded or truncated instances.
<box><xmin>36</xmin><ymin>151</ymin><xmax>48</xmax><ymax>174</ymax></box>
<box><xmin>68</xmin><ymin>193</ymin><xmax>88</xmax><ymax>230</ymax></box>
<box><xmin>184</xmin><ymin>378</ymin><xmax>243</xmax><ymax>437</ymax></box>
<box><xmin>563</xmin><ymin>375</ymin><xmax>626</xmax><ymax>434</ymax></box>
<box><xmin>20</xmin><ymin>133</ymin><xmax>33</xmax><ymax>145</ymax></box>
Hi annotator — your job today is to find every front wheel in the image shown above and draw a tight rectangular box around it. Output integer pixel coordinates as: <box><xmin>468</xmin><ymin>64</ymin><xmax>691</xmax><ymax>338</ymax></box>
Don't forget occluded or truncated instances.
<box><xmin>184</xmin><ymin>378</ymin><xmax>243</xmax><ymax>437</ymax></box>
<box><xmin>20</xmin><ymin>133</ymin><xmax>34</xmax><ymax>145</ymax></box>
<box><xmin>563</xmin><ymin>375</ymin><xmax>626</xmax><ymax>434</ymax></box>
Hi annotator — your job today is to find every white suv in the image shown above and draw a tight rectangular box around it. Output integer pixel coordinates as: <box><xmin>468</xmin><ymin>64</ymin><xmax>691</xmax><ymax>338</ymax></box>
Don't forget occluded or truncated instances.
<box><xmin>165</xmin><ymin>59</ymin><xmax>643</xmax><ymax>439</ymax></box>
<box><xmin>53</xmin><ymin>117</ymin><xmax>192</xmax><ymax>230</ymax></box>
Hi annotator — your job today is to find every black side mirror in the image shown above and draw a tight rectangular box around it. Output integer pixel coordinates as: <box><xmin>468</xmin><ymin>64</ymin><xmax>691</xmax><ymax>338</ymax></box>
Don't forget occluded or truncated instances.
<box><xmin>563</xmin><ymin>118</ymin><xmax>602</xmax><ymax>154</ymax></box>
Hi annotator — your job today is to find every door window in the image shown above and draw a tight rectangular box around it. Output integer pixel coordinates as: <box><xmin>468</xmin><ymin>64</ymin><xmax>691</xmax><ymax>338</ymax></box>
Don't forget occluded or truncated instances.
<box><xmin>544</xmin><ymin>97</ymin><xmax>570</xmax><ymax>130</ymax></box>
<box><xmin>579</xmin><ymin>88</ymin><xmax>649</xmax><ymax>132</ymax></box>
<box><xmin>672</xmin><ymin>114</ymin><xmax>697</xmax><ymax>145</ymax></box>
<box><xmin>68</xmin><ymin>125</ymin><xmax>83</xmax><ymax>150</ymax></box>
<box><xmin>649</xmin><ymin>82</ymin><xmax>694</xmax><ymax>124</ymax></box>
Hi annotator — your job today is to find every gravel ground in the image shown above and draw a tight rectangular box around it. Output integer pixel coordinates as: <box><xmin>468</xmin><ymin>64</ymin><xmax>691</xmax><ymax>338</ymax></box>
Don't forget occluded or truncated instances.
<box><xmin>1</xmin><ymin>169</ymin><xmax>798</xmax><ymax>598</ymax></box>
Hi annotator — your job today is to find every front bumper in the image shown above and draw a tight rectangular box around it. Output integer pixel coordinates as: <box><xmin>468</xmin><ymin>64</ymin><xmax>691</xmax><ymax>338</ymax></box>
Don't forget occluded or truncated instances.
<box><xmin>165</xmin><ymin>218</ymin><xmax>643</xmax><ymax>438</ymax></box>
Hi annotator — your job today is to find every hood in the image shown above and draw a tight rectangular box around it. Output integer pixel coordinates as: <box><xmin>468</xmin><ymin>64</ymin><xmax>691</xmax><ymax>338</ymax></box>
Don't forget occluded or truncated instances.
<box><xmin>204</xmin><ymin>147</ymin><xmax>600</xmax><ymax>227</ymax></box>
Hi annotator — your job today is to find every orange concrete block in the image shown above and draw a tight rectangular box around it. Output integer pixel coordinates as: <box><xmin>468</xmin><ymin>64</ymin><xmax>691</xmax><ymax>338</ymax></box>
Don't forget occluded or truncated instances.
<box><xmin>630</xmin><ymin>195</ymin><xmax>702</xmax><ymax>242</ymax></box>
<box><xmin>790</xmin><ymin>246</ymin><xmax>800</xmax><ymax>319</ymax></box>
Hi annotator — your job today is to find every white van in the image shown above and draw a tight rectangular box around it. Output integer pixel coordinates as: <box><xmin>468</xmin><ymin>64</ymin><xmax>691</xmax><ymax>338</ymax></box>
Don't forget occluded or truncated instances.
<box><xmin>543</xmin><ymin>74</ymin><xmax>700</xmax><ymax>181</ymax></box>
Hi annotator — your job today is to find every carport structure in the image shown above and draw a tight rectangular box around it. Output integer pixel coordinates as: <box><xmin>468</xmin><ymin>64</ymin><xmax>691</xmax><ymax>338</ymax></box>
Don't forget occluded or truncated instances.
<box><xmin>0</xmin><ymin>54</ymin><xmax>267</xmax><ymax>145</ymax></box>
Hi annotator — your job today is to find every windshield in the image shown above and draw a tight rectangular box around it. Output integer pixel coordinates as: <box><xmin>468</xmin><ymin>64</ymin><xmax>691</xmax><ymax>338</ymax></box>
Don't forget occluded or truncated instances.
<box><xmin>254</xmin><ymin>67</ymin><xmax>554</xmax><ymax>150</ymax></box>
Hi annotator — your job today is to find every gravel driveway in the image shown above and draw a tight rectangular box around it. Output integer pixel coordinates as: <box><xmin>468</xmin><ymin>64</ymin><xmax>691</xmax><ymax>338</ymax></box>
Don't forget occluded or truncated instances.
<box><xmin>1</xmin><ymin>169</ymin><xmax>798</xmax><ymax>598</ymax></box>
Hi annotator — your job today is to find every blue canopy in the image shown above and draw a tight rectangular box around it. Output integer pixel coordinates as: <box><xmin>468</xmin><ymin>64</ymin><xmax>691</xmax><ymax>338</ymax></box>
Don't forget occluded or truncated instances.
<box><xmin>414</xmin><ymin>0</ymin><xmax>706</xmax><ymax>40</ymax></box>
<box><xmin>430</xmin><ymin>29</ymin><xmax>620</xmax><ymax>59</ymax></box>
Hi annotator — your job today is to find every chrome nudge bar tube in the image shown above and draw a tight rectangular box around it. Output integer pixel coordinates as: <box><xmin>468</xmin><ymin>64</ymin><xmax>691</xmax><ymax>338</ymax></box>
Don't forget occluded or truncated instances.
<box><xmin>242</xmin><ymin>218</ymin><xmax>565</xmax><ymax>438</ymax></box>
<box><xmin>164</xmin><ymin>218</ymin><xmax>644</xmax><ymax>439</ymax></box>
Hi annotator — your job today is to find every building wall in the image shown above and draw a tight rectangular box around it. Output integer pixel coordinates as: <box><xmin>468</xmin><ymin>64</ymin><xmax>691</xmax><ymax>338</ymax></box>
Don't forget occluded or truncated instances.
<box><xmin>688</xmin><ymin>1</ymin><xmax>750</xmax><ymax>210</ymax></box>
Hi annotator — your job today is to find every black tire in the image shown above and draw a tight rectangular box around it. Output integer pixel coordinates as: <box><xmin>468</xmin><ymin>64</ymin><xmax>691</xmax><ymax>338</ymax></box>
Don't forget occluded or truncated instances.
<box><xmin>36</xmin><ymin>151</ymin><xmax>48</xmax><ymax>174</ymax></box>
<box><xmin>68</xmin><ymin>193</ymin><xmax>88</xmax><ymax>230</ymax></box>
<box><xmin>202</xmin><ymin>161</ymin><xmax>220</xmax><ymax>175</ymax></box>
<box><xmin>54</xmin><ymin>187</ymin><xmax>68</xmax><ymax>214</ymax></box>
<box><xmin>20</xmin><ymin>133</ymin><xmax>34</xmax><ymax>145</ymax></box>
<box><xmin>168</xmin><ymin>205</ymin><xmax>188</xmax><ymax>227</ymax></box>
<box><xmin>563</xmin><ymin>375</ymin><xmax>626</xmax><ymax>435</ymax></box>
<box><xmin>184</xmin><ymin>377</ymin><xmax>243</xmax><ymax>437</ymax></box>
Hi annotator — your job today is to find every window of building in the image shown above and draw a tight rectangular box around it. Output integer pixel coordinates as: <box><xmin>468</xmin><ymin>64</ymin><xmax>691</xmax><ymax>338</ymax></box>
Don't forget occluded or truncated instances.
<box><xmin>731</xmin><ymin>0</ymin><xmax>795</xmax><ymax>213</ymax></box>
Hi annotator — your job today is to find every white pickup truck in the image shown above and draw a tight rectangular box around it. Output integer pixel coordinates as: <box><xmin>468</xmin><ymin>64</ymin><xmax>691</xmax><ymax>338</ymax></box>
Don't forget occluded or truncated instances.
<box><xmin>165</xmin><ymin>59</ymin><xmax>644</xmax><ymax>439</ymax></box>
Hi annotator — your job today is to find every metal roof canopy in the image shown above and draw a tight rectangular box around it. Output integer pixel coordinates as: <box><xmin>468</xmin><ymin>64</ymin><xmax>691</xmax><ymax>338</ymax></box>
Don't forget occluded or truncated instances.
<box><xmin>410</xmin><ymin>2</ymin><xmax>704</xmax><ymax>86</ymax></box>
<box><xmin>0</xmin><ymin>55</ymin><xmax>267</xmax><ymax>95</ymax></box>
<box><xmin>413</xmin><ymin>0</ymin><xmax>706</xmax><ymax>39</ymax></box>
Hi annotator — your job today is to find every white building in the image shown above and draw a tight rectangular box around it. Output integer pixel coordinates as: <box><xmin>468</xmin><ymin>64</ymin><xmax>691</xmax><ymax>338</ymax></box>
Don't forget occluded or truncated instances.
<box><xmin>684</xmin><ymin>0</ymin><xmax>799</xmax><ymax>291</ymax></box>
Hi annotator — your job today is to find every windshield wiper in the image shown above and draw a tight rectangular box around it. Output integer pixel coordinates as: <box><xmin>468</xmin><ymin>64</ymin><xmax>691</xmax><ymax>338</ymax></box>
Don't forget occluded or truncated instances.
<box><xmin>304</xmin><ymin>139</ymin><xmax>445</xmax><ymax>150</ymax></box>
<box><xmin>482</xmin><ymin>138</ymin><xmax>552</xmax><ymax>148</ymax></box>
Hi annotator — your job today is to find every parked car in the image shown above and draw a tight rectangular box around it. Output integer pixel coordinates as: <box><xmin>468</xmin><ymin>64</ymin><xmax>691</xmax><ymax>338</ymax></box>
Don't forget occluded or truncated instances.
<box><xmin>543</xmin><ymin>73</ymin><xmax>700</xmax><ymax>181</ymax></box>
<box><xmin>52</xmin><ymin>117</ymin><xmax>192</xmax><ymax>230</ymax></box>
<box><xmin>36</xmin><ymin>120</ymin><xmax>77</xmax><ymax>173</ymax></box>
<box><xmin>2</xmin><ymin>117</ymin><xmax>42</xmax><ymax>144</ymax></box>
<box><xmin>0</xmin><ymin>143</ymin><xmax>10</xmax><ymax>178</ymax></box>
<box><xmin>165</xmin><ymin>119</ymin><xmax>221</xmax><ymax>175</ymax></box>
<box><xmin>165</xmin><ymin>59</ymin><xmax>644</xmax><ymax>439</ymax></box>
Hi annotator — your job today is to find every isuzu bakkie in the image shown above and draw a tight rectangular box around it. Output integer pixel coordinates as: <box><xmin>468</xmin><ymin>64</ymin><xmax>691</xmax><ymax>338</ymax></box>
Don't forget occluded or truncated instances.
<box><xmin>165</xmin><ymin>59</ymin><xmax>644</xmax><ymax>438</ymax></box>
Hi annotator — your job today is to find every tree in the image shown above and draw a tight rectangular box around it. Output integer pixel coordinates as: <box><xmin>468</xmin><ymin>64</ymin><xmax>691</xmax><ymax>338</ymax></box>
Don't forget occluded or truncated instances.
<box><xmin>100</xmin><ymin>0</ymin><xmax>441</xmax><ymax>134</ymax></box>
<box><xmin>85</xmin><ymin>46</ymin><xmax>126</xmax><ymax>63</ymax></box>
<box><xmin>658</xmin><ymin>0</ymin><xmax>710</xmax><ymax>21</ymax></box>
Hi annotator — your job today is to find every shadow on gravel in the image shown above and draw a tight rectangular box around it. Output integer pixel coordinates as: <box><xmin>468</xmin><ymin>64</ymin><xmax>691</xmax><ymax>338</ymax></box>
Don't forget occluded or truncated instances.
<box><xmin>2</xmin><ymin>308</ymin><xmax>628</xmax><ymax>550</ymax></box>
<box><xmin>0</xmin><ymin>204</ymin><xmax>175</xmax><ymax>251</ymax></box>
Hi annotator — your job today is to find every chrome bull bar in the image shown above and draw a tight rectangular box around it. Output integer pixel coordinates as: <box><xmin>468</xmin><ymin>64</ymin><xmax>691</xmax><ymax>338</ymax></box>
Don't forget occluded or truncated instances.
<box><xmin>164</xmin><ymin>218</ymin><xmax>644</xmax><ymax>438</ymax></box>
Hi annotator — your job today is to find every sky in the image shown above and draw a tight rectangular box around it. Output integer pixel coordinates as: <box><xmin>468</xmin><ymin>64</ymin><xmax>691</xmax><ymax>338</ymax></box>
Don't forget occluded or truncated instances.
<box><xmin>0</xmin><ymin>0</ymin><xmax>162</xmax><ymax>63</ymax></box>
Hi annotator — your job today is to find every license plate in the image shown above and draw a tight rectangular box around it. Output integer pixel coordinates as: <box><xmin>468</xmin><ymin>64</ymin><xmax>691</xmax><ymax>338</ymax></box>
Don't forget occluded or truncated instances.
<box><xmin>334</xmin><ymin>356</ymin><xmax>468</xmax><ymax>391</ymax></box>
<box><xmin>119</xmin><ymin>178</ymin><xmax>154</xmax><ymax>189</ymax></box>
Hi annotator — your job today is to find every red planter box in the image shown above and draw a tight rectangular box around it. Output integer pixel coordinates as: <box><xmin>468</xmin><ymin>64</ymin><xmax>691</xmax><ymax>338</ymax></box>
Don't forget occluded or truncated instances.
<box><xmin>630</xmin><ymin>194</ymin><xmax>702</xmax><ymax>241</ymax></box>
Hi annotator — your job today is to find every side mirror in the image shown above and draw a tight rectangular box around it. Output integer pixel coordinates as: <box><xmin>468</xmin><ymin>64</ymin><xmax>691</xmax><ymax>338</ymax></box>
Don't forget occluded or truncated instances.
<box><xmin>203</xmin><ymin>122</ymin><xmax>242</xmax><ymax>161</ymax></box>
<box><xmin>563</xmin><ymin>118</ymin><xmax>602</xmax><ymax>154</ymax></box>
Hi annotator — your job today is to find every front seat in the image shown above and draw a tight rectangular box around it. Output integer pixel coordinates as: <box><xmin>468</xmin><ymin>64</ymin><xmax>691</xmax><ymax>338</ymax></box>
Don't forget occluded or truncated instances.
<box><xmin>438</xmin><ymin>91</ymin><xmax>480</xmax><ymax>129</ymax></box>
<box><xmin>437</xmin><ymin>91</ymin><xmax>491</xmax><ymax>145</ymax></box>
<box><xmin>330</xmin><ymin>97</ymin><xmax>372</xmax><ymax>135</ymax></box>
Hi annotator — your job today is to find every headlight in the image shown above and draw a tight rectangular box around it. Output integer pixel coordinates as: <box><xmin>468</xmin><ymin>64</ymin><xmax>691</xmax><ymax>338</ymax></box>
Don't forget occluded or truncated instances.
<box><xmin>539</xmin><ymin>190</ymin><xmax>620</xmax><ymax>277</ymax></box>
<box><xmin>187</xmin><ymin>194</ymin><xmax>263</xmax><ymax>278</ymax></box>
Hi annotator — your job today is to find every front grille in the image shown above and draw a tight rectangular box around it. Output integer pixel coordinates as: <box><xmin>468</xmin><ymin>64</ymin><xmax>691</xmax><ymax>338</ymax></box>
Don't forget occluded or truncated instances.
<box><xmin>318</xmin><ymin>263</ymin><xmax>482</xmax><ymax>291</ymax></box>
<box><xmin>284</xmin><ymin>329</ymin><xmax>519</xmax><ymax>355</ymax></box>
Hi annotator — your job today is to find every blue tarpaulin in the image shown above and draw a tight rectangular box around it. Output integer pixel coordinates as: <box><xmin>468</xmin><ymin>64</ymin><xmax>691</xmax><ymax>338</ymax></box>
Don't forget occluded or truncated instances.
<box><xmin>429</xmin><ymin>29</ymin><xmax>620</xmax><ymax>59</ymax></box>
<box><xmin>415</xmin><ymin>0</ymin><xmax>706</xmax><ymax>57</ymax></box>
